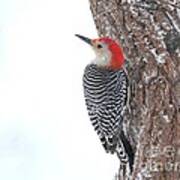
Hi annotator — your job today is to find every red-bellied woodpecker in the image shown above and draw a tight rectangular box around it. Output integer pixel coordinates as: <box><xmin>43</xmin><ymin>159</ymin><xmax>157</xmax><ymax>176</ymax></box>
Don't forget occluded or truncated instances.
<box><xmin>75</xmin><ymin>34</ymin><xmax>134</xmax><ymax>172</ymax></box>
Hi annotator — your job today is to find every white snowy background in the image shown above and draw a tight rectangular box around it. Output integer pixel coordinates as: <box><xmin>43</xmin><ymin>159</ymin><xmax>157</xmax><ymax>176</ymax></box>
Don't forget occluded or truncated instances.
<box><xmin>0</xmin><ymin>0</ymin><xmax>119</xmax><ymax>179</ymax></box>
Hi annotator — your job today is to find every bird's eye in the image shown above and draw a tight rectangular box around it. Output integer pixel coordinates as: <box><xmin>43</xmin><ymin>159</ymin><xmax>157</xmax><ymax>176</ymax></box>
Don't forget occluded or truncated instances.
<box><xmin>97</xmin><ymin>44</ymin><xmax>103</xmax><ymax>49</ymax></box>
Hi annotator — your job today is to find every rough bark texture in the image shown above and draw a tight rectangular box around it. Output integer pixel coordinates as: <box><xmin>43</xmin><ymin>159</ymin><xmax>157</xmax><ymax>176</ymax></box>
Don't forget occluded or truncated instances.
<box><xmin>88</xmin><ymin>0</ymin><xmax>180</xmax><ymax>179</ymax></box>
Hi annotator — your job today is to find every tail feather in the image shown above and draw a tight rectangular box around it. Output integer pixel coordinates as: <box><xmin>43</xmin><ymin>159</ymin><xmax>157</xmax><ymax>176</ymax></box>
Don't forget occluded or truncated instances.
<box><xmin>116</xmin><ymin>131</ymin><xmax>134</xmax><ymax>173</ymax></box>
<box><xmin>100</xmin><ymin>136</ymin><xmax>117</xmax><ymax>153</ymax></box>
<box><xmin>100</xmin><ymin>132</ymin><xmax>134</xmax><ymax>173</ymax></box>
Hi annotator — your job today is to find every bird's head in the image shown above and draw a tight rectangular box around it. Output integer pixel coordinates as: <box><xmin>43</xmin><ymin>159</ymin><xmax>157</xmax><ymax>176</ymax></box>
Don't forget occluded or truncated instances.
<box><xmin>75</xmin><ymin>34</ymin><xmax>125</xmax><ymax>70</ymax></box>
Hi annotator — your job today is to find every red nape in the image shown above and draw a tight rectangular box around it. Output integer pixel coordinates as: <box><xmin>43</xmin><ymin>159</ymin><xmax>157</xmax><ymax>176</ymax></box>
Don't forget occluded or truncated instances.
<box><xmin>98</xmin><ymin>38</ymin><xmax>125</xmax><ymax>70</ymax></box>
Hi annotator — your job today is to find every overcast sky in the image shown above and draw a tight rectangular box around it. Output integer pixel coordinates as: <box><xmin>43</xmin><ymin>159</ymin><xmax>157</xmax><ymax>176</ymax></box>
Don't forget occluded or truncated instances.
<box><xmin>0</xmin><ymin>0</ymin><xmax>119</xmax><ymax>179</ymax></box>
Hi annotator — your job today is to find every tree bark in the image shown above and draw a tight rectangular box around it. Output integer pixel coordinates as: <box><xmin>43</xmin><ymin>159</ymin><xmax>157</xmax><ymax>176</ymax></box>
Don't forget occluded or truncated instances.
<box><xmin>88</xmin><ymin>0</ymin><xmax>180</xmax><ymax>179</ymax></box>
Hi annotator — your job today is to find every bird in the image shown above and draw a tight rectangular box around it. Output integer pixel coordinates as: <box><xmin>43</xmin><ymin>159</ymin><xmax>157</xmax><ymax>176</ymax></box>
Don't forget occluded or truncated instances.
<box><xmin>75</xmin><ymin>34</ymin><xmax>134</xmax><ymax>173</ymax></box>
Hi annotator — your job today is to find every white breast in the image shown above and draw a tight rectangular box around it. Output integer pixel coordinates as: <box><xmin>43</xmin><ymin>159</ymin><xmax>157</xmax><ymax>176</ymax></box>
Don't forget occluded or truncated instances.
<box><xmin>92</xmin><ymin>47</ymin><xmax>112</xmax><ymax>67</ymax></box>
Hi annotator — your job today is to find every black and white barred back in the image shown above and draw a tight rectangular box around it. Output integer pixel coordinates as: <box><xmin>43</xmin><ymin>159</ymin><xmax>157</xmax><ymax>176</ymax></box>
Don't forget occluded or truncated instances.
<box><xmin>83</xmin><ymin>64</ymin><xmax>134</xmax><ymax>171</ymax></box>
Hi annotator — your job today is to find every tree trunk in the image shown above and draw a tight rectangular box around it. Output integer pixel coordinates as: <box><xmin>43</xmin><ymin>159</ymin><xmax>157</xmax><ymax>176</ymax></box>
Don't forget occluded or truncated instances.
<box><xmin>88</xmin><ymin>0</ymin><xmax>180</xmax><ymax>179</ymax></box>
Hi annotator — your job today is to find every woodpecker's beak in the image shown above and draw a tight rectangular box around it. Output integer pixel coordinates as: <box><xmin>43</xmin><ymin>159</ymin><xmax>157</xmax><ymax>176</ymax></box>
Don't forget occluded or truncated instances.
<box><xmin>75</xmin><ymin>34</ymin><xmax>92</xmax><ymax>46</ymax></box>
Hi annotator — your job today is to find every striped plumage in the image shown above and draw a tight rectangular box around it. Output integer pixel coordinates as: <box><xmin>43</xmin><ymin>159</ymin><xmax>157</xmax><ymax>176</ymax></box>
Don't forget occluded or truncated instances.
<box><xmin>83</xmin><ymin>64</ymin><xmax>133</xmax><ymax>167</ymax></box>
<box><xmin>83</xmin><ymin>64</ymin><xmax>127</xmax><ymax>137</ymax></box>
